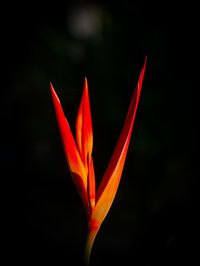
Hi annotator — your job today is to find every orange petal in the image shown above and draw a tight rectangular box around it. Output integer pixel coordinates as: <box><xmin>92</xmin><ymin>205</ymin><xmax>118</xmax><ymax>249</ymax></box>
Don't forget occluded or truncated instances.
<box><xmin>76</xmin><ymin>78</ymin><xmax>95</xmax><ymax>212</ymax></box>
<box><xmin>50</xmin><ymin>83</ymin><xmax>89</xmax><ymax>209</ymax></box>
<box><xmin>76</xmin><ymin>78</ymin><xmax>93</xmax><ymax>166</ymax></box>
<box><xmin>96</xmin><ymin>57</ymin><xmax>147</xmax><ymax>201</ymax></box>
<box><xmin>85</xmin><ymin>57</ymin><xmax>147</xmax><ymax>260</ymax></box>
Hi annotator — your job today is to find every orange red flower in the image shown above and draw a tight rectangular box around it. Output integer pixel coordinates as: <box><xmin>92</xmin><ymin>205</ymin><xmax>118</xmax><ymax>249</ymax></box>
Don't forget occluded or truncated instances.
<box><xmin>50</xmin><ymin>57</ymin><xmax>147</xmax><ymax>263</ymax></box>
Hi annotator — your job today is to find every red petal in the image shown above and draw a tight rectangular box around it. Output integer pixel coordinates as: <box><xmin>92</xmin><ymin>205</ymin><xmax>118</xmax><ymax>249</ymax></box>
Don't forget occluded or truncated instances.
<box><xmin>76</xmin><ymin>78</ymin><xmax>93</xmax><ymax>166</ymax></box>
<box><xmin>76</xmin><ymin>78</ymin><xmax>95</xmax><ymax>211</ymax></box>
<box><xmin>96</xmin><ymin>57</ymin><xmax>147</xmax><ymax>201</ymax></box>
<box><xmin>50</xmin><ymin>83</ymin><xmax>89</xmax><ymax>209</ymax></box>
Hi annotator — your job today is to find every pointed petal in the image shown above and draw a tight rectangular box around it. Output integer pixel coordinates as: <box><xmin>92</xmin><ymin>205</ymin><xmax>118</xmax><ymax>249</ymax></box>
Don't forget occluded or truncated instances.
<box><xmin>96</xmin><ymin>57</ymin><xmax>146</xmax><ymax>201</ymax></box>
<box><xmin>75</xmin><ymin>78</ymin><xmax>95</xmax><ymax>212</ymax></box>
<box><xmin>76</xmin><ymin>78</ymin><xmax>93</xmax><ymax>166</ymax></box>
<box><xmin>50</xmin><ymin>83</ymin><xmax>89</xmax><ymax>208</ymax></box>
<box><xmin>89</xmin><ymin>58</ymin><xmax>147</xmax><ymax>245</ymax></box>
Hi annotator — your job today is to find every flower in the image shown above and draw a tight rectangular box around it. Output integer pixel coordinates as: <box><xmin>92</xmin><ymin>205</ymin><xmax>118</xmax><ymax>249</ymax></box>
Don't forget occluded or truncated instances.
<box><xmin>50</xmin><ymin>57</ymin><xmax>146</xmax><ymax>263</ymax></box>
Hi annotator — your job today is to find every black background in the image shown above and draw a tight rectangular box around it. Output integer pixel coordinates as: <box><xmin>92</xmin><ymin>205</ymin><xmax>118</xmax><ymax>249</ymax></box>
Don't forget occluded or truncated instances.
<box><xmin>2</xmin><ymin>1</ymin><xmax>199</xmax><ymax>265</ymax></box>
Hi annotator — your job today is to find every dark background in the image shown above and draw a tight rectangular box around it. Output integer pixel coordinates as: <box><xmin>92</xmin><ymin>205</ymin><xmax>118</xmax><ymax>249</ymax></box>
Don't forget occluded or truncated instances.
<box><xmin>2</xmin><ymin>1</ymin><xmax>199</xmax><ymax>265</ymax></box>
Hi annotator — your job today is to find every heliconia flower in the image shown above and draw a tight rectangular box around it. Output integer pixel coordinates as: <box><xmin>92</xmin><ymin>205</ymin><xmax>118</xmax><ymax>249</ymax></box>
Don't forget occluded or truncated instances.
<box><xmin>50</xmin><ymin>57</ymin><xmax>147</xmax><ymax>264</ymax></box>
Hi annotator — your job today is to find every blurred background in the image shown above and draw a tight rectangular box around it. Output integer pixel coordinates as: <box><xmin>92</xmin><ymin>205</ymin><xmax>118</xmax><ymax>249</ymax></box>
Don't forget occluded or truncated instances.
<box><xmin>2</xmin><ymin>0</ymin><xmax>198</xmax><ymax>265</ymax></box>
